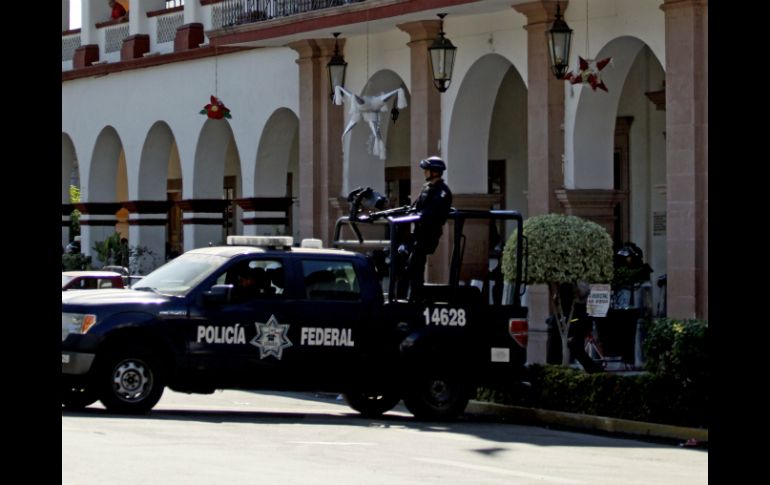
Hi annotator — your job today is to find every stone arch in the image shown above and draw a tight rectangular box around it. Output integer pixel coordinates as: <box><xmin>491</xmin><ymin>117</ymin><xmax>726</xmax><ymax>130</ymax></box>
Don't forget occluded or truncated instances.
<box><xmin>62</xmin><ymin>132</ymin><xmax>79</xmax><ymax>247</ymax></box>
<box><xmin>568</xmin><ymin>36</ymin><xmax>652</xmax><ymax>188</ymax></box>
<box><xmin>137</xmin><ymin>121</ymin><xmax>177</xmax><ymax>200</ymax></box>
<box><xmin>253</xmin><ymin>107</ymin><xmax>299</xmax><ymax>238</ymax></box>
<box><xmin>81</xmin><ymin>126</ymin><xmax>129</xmax><ymax>264</ymax></box>
<box><xmin>448</xmin><ymin>53</ymin><xmax>528</xmax><ymax>228</ymax></box>
<box><xmin>187</xmin><ymin>119</ymin><xmax>242</xmax><ymax>248</ymax></box>
<box><xmin>132</xmin><ymin>121</ymin><xmax>182</xmax><ymax>269</ymax></box>
<box><xmin>88</xmin><ymin>126</ymin><xmax>124</xmax><ymax>203</ymax></box>
<box><xmin>254</xmin><ymin>108</ymin><xmax>298</xmax><ymax>197</ymax></box>
<box><xmin>344</xmin><ymin>69</ymin><xmax>411</xmax><ymax>195</ymax></box>
<box><xmin>568</xmin><ymin>36</ymin><xmax>666</xmax><ymax>309</ymax></box>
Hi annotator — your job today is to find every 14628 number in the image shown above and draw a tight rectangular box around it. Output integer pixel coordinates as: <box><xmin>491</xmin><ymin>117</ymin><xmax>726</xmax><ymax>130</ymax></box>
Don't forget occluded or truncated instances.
<box><xmin>423</xmin><ymin>307</ymin><xmax>467</xmax><ymax>327</ymax></box>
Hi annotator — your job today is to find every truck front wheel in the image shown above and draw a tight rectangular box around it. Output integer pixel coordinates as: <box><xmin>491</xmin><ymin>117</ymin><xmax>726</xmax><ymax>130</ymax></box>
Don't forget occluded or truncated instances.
<box><xmin>343</xmin><ymin>391</ymin><xmax>401</xmax><ymax>418</ymax></box>
<box><xmin>96</xmin><ymin>349</ymin><xmax>165</xmax><ymax>414</ymax></box>
<box><xmin>61</xmin><ymin>385</ymin><xmax>98</xmax><ymax>410</ymax></box>
<box><xmin>403</xmin><ymin>372</ymin><xmax>471</xmax><ymax>421</ymax></box>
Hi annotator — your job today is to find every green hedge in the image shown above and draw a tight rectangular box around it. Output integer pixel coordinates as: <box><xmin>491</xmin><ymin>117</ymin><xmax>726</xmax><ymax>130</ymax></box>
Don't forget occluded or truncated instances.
<box><xmin>477</xmin><ymin>318</ymin><xmax>708</xmax><ymax>428</ymax></box>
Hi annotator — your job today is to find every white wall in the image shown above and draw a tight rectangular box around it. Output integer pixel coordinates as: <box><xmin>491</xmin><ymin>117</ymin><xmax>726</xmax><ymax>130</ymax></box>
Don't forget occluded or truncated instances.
<box><xmin>62</xmin><ymin>47</ymin><xmax>299</xmax><ymax>204</ymax></box>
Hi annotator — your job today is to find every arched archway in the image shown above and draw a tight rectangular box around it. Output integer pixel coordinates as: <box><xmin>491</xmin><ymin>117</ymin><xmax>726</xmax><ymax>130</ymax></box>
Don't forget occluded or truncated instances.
<box><xmin>448</xmin><ymin>53</ymin><xmax>528</xmax><ymax>236</ymax></box>
<box><xmin>186</xmin><ymin>119</ymin><xmax>242</xmax><ymax>249</ymax></box>
<box><xmin>129</xmin><ymin>121</ymin><xmax>182</xmax><ymax>270</ymax></box>
<box><xmin>567</xmin><ymin>36</ymin><xmax>666</xmax><ymax>309</ymax></box>
<box><xmin>568</xmin><ymin>36</ymin><xmax>648</xmax><ymax>189</ymax></box>
<box><xmin>62</xmin><ymin>133</ymin><xmax>79</xmax><ymax>248</ymax></box>
<box><xmin>82</xmin><ymin>126</ymin><xmax>129</xmax><ymax>265</ymax></box>
<box><xmin>253</xmin><ymin>108</ymin><xmax>299</xmax><ymax>239</ymax></box>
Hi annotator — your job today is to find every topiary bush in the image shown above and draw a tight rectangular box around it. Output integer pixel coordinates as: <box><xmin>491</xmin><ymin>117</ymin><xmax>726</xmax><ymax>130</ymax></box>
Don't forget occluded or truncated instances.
<box><xmin>502</xmin><ymin>214</ymin><xmax>614</xmax><ymax>364</ymax></box>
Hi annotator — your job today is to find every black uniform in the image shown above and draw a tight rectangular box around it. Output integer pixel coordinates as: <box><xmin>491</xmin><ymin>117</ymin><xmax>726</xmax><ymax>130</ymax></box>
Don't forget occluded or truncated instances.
<box><xmin>407</xmin><ymin>179</ymin><xmax>452</xmax><ymax>301</ymax></box>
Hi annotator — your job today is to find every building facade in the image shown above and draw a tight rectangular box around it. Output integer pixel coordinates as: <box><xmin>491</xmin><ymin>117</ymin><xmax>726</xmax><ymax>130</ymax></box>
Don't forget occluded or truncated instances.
<box><xmin>61</xmin><ymin>0</ymin><xmax>707</xmax><ymax>362</ymax></box>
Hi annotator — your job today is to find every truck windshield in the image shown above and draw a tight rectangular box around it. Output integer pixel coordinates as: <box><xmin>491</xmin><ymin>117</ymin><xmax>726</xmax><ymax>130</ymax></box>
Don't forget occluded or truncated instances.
<box><xmin>132</xmin><ymin>253</ymin><xmax>227</xmax><ymax>296</ymax></box>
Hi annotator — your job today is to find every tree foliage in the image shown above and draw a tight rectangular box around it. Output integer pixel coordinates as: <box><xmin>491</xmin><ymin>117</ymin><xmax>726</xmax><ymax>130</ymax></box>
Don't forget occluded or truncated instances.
<box><xmin>502</xmin><ymin>213</ymin><xmax>613</xmax><ymax>285</ymax></box>
<box><xmin>69</xmin><ymin>185</ymin><xmax>81</xmax><ymax>238</ymax></box>
<box><xmin>502</xmin><ymin>214</ymin><xmax>614</xmax><ymax>366</ymax></box>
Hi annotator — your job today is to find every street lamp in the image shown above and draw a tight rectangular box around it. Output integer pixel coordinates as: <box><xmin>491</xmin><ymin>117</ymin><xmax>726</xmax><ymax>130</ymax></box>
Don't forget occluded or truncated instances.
<box><xmin>547</xmin><ymin>2</ymin><xmax>573</xmax><ymax>80</ymax></box>
<box><xmin>428</xmin><ymin>13</ymin><xmax>457</xmax><ymax>93</ymax></box>
<box><xmin>327</xmin><ymin>32</ymin><xmax>347</xmax><ymax>101</ymax></box>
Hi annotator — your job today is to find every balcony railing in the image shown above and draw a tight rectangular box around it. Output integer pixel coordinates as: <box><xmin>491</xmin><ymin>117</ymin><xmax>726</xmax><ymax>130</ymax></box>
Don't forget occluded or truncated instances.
<box><xmin>216</xmin><ymin>0</ymin><xmax>366</xmax><ymax>28</ymax></box>
<box><xmin>62</xmin><ymin>30</ymin><xmax>82</xmax><ymax>62</ymax></box>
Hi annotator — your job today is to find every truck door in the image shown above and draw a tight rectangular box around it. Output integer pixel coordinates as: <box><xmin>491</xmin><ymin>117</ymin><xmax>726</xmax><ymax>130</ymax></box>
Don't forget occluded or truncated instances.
<box><xmin>189</xmin><ymin>257</ymin><xmax>293</xmax><ymax>387</ymax></box>
<box><xmin>283</xmin><ymin>257</ymin><xmax>369</xmax><ymax>388</ymax></box>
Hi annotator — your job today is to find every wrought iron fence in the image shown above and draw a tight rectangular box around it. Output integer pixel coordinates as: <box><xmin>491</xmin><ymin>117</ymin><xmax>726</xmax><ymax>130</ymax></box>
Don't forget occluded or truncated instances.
<box><xmin>218</xmin><ymin>0</ymin><xmax>365</xmax><ymax>27</ymax></box>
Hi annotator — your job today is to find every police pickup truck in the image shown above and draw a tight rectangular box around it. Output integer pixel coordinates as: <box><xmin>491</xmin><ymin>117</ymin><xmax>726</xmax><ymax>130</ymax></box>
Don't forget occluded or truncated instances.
<box><xmin>62</xmin><ymin>209</ymin><xmax>528</xmax><ymax>420</ymax></box>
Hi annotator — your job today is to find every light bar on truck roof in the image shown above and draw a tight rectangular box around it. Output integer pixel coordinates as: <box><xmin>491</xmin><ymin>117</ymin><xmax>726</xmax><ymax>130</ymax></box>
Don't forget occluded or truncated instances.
<box><xmin>226</xmin><ymin>236</ymin><xmax>294</xmax><ymax>249</ymax></box>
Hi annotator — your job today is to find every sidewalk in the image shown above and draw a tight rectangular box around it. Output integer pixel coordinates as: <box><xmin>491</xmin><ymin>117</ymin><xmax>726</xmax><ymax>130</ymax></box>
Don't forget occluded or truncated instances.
<box><xmin>465</xmin><ymin>400</ymin><xmax>708</xmax><ymax>447</ymax></box>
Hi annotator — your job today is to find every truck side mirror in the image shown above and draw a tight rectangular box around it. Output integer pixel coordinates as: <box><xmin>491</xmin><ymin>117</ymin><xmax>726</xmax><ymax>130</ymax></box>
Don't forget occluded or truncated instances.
<box><xmin>202</xmin><ymin>284</ymin><xmax>233</xmax><ymax>305</ymax></box>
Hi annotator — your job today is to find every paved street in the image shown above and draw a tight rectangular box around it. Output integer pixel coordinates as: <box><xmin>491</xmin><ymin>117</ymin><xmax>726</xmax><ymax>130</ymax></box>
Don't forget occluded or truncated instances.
<box><xmin>62</xmin><ymin>390</ymin><xmax>707</xmax><ymax>485</ymax></box>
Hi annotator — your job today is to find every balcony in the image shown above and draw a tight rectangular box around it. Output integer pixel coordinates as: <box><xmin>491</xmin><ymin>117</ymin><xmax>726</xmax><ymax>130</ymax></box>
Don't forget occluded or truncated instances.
<box><xmin>216</xmin><ymin>0</ymin><xmax>366</xmax><ymax>28</ymax></box>
<box><xmin>62</xmin><ymin>0</ymin><xmax>368</xmax><ymax>72</ymax></box>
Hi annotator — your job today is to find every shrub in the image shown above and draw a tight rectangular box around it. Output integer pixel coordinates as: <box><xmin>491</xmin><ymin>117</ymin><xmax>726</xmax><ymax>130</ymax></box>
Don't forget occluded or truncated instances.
<box><xmin>502</xmin><ymin>214</ymin><xmax>614</xmax><ymax>364</ymax></box>
<box><xmin>477</xmin><ymin>353</ymin><xmax>708</xmax><ymax>428</ymax></box>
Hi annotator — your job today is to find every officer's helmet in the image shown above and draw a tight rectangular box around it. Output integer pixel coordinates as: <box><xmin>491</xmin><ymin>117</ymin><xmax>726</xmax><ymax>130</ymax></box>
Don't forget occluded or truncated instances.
<box><xmin>419</xmin><ymin>156</ymin><xmax>446</xmax><ymax>172</ymax></box>
<box><xmin>616</xmin><ymin>243</ymin><xmax>643</xmax><ymax>268</ymax></box>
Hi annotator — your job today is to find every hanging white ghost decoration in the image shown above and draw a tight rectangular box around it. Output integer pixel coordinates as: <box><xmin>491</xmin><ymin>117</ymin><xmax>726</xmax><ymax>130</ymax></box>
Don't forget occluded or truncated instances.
<box><xmin>333</xmin><ymin>86</ymin><xmax>408</xmax><ymax>160</ymax></box>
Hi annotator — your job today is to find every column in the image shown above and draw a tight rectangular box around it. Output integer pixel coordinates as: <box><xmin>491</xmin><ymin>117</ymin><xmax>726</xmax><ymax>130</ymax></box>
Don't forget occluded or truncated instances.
<box><xmin>123</xmin><ymin>0</ymin><xmax>151</xmax><ymax>60</ymax></box>
<box><xmin>74</xmin><ymin>202</ymin><xmax>123</xmax><ymax>267</ymax></box>
<box><xmin>74</xmin><ymin>0</ymin><xmax>102</xmax><ymax>67</ymax></box>
<box><xmin>397</xmin><ymin>20</ymin><xmax>445</xmax><ymax>282</ymax></box>
<box><xmin>235</xmin><ymin>197</ymin><xmax>294</xmax><ymax>237</ymax></box>
<box><xmin>62</xmin><ymin>0</ymin><xmax>70</xmax><ymax>31</ymax></box>
<box><xmin>513</xmin><ymin>1</ymin><xmax>567</xmax><ymax>216</ymax></box>
<box><xmin>396</xmin><ymin>20</ymin><xmax>442</xmax><ymax>201</ymax></box>
<box><xmin>513</xmin><ymin>1</ymin><xmax>570</xmax><ymax>364</ymax></box>
<box><xmin>124</xmin><ymin>200</ymin><xmax>171</xmax><ymax>274</ymax></box>
<box><xmin>178</xmin><ymin>199</ymin><xmax>230</xmax><ymax>251</ymax></box>
<box><xmin>177</xmin><ymin>0</ymin><xmax>204</xmax><ymax>52</ymax></box>
<box><xmin>287</xmin><ymin>38</ymin><xmax>345</xmax><ymax>245</ymax></box>
<box><xmin>661</xmin><ymin>0</ymin><xmax>708</xmax><ymax>319</ymax></box>
<box><xmin>62</xmin><ymin>204</ymin><xmax>73</xmax><ymax>249</ymax></box>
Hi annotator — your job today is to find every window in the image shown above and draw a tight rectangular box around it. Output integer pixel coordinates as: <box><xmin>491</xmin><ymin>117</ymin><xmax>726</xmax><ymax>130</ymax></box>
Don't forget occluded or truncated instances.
<box><xmin>302</xmin><ymin>260</ymin><xmax>360</xmax><ymax>301</ymax></box>
<box><xmin>219</xmin><ymin>259</ymin><xmax>285</xmax><ymax>300</ymax></box>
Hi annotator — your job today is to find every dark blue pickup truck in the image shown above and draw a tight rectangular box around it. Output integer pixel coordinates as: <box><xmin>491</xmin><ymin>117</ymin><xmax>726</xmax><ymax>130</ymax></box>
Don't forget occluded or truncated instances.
<box><xmin>62</xmin><ymin>210</ymin><xmax>528</xmax><ymax>420</ymax></box>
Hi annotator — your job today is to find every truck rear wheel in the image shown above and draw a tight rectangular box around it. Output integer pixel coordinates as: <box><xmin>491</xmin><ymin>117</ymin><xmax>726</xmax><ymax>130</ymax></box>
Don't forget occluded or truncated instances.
<box><xmin>343</xmin><ymin>391</ymin><xmax>401</xmax><ymax>418</ymax></box>
<box><xmin>403</xmin><ymin>372</ymin><xmax>471</xmax><ymax>421</ymax></box>
<box><xmin>97</xmin><ymin>348</ymin><xmax>165</xmax><ymax>414</ymax></box>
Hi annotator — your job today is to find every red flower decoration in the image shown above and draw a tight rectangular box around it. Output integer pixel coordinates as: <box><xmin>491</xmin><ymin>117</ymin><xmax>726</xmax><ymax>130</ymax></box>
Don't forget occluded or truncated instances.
<box><xmin>200</xmin><ymin>95</ymin><xmax>232</xmax><ymax>120</ymax></box>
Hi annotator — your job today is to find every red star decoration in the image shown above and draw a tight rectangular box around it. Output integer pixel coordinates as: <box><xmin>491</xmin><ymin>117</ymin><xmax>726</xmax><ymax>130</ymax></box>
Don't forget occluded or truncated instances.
<box><xmin>200</xmin><ymin>95</ymin><xmax>232</xmax><ymax>119</ymax></box>
<box><xmin>563</xmin><ymin>56</ymin><xmax>612</xmax><ymax>92</ymax></box>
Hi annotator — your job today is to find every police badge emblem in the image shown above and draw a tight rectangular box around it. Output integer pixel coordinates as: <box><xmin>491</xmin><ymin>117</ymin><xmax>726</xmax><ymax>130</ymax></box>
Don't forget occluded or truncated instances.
<box><xmin>250</xmin><ymin>315</ymin><xmax>293</xmax><ymax>359</ymax></box>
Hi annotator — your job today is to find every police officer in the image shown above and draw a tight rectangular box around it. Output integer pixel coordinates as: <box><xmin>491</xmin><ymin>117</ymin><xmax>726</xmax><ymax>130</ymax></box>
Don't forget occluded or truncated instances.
<box><xmin>406</xmin><ymin>156</ymin><xmax>453</xmax><ymax>302</ymax></box>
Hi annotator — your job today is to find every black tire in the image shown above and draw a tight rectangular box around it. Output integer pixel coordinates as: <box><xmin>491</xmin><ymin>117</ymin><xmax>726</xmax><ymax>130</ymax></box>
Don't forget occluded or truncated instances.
<box><xmin>403</xmin><ymin>371</ymin><xmax>471</xmax><ymax>421</ymax></box>
<box><xmin>343</xmin><ymin>391</ymin><xmax>401</xmax><ymax>418</ymax></box>
<box><xmin>61</xmin><ymin>385</ymin><xmax>98</xmax><ymax>410</ymax></box>
<box><xmin>97</xmin><ymin>348</ymin><xmax>165</xmax><ymax>414</ymax></box>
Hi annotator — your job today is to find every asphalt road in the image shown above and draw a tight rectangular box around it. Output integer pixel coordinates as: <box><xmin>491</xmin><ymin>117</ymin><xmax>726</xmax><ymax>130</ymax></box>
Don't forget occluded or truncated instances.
<box><xmin>62</xmin><ymin>389</ymin><xmax>707</xmax><ymax>485</ymax></box>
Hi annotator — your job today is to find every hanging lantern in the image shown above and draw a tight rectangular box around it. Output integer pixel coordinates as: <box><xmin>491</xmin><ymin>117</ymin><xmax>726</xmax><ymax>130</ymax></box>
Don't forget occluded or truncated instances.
<box><xmin>428</xmin><ymin>13</ymin><xmax>457</xmax><ymax>93</ymax></box>
<box><xmin>327</xmin><ymin>32</ymin><xmax>348</xmax><ymax>102</ymax></box>
<box><xmin>547</xmin><ymin>2</ymin><xmax>573</xmax><ymax>80</ymax></box>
